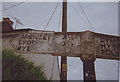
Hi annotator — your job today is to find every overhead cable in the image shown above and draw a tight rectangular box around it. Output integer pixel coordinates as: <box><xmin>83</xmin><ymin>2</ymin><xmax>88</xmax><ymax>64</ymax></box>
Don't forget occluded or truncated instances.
<box><xmin>43</xmin><ymin>1</ymin><xmax>60</xmax><ymax>32</ymax></box>
<box><xmin>68</xmin><ymin>3</ymin><xmax>91</xmax><ymax>29</ymax></box>
<box><xmin>1</xmin><ymin>0</ymin><xmax>28</xmax><ymax>12</ymax></box>
<box><xmin>50</xmin><ymin>56</ymin><xmax>55</xmax><ymax>80</ymax></box>
<box><xmin>58</xmin><ymin>3</ymin><xmax>62</xmax><ymax>32</ymax></box>
<box><xmin>57</xmin><ymin>3</ymin><xmax>62</xmax><ymax>78</ymax></box>
<box><xmin>111</xmin><ymin>60</ymin><xmax>118</xmax><ymax>73</ymax></box>
<box><xmin>78</xmin><ymin>2</ymin><xmax>94</xmax><ymax>31</ymax></box>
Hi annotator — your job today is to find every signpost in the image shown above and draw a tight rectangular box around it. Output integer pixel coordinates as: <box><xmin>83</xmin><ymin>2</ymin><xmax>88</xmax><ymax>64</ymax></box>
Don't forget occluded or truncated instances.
<box><xmin>7</xmin><ymin>31</ymin><xmax>119</xmax><ymax>60</ymax></box>
<box><xmin>3</xmin><ymin>31</ymin><xmax>117</xmax><ymax>82</ymax></box>
<box><xmin>2</xmin><ymin>30</ymin><xmax>120</xmax><ymax>82</ymax></box>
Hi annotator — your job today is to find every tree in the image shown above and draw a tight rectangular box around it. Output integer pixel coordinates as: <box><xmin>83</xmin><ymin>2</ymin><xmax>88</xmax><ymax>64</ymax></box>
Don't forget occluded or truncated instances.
<box><xmin>2</xmin><ymin>49</ymin><xmax>49</xmax><ymax>81</ymax></box>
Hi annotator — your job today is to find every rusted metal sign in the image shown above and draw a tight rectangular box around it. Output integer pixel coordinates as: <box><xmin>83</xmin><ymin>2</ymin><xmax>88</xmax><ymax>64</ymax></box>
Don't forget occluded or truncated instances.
<box><xmin>3</xmin><ymin>31</ymin><xmax>119</xmax><ymax>60</ymax></box>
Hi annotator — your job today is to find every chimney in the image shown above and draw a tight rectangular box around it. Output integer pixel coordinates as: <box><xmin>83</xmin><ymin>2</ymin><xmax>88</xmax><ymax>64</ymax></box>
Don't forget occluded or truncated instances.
<box><xmin>1</xmin><ymin>17</ymin><xmax>14</xmax><ymax>33</ymax></box>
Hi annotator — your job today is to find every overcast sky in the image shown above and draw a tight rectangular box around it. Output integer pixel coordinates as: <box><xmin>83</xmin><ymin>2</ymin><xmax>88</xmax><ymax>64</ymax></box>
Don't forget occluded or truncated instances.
<box><xmin>1</xmin><ymin>1</ymin><xmax>119</xmax><ymax>80</ymax></box>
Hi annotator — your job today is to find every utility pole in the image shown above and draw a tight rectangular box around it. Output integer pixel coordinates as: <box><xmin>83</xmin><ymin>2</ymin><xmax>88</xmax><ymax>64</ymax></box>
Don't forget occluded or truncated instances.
<box><xmin>60</xmin><ymin>0</ymin><xmax>67</xmax><ymax>81</ymax></box>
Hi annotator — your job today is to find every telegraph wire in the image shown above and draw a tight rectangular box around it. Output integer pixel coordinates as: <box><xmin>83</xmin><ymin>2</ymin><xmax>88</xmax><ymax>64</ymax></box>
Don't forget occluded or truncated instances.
<box><xmin>57</xmin><ymin>2</ymin><xmax>62</xmax><ymax>78</ymax></box>
<box><xmin>42</xmin><ymin>1</ymin><xmax>60</xmax><ymax>32</ymax></box>
<box><xmin>1</xmin><ymin>0</ymin><xmax>28</xmax><ymax>12</ymax></box>
<box><xmin>57</xmin><ymin>56</ymin><xmax>61</xmax><ymax>78</ymax></box>
<box><xmin>68</xmin><ymin>3</ymin><xmax>91</xmax><ymax>29</ymax></box>
<box><xmin>78</xmin><ymin>2</ymin><xmax>94</xmax><ymax>32</ymax></box>
<box><xmin>79</xmin><ymin>2</ymin><xmax>118</xmax><ymax>72</ymax></box>
<box><xmin>41</xmin><ymin>0</ymin><xmax>61</xmax><ymax>79</ymax></box>
<box><xmin>58</xmin><ymin>3</ymin><xmax>62</xmax><ymax>32</ymax></box>
<box><xmin>111</xmin><ymin>60</ymin><xmax>118</xmax><ymax>73</ymax></box>
<box><xmin>50</xmin><ymin>56</ymin><xmax>55</xmax><ymax>80</ymax></box>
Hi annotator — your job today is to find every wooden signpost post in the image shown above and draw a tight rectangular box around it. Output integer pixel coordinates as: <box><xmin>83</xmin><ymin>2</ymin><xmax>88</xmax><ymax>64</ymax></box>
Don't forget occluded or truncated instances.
<box><xmin>61</xmin><ymin>0</ymin><xmax>67</xmax><ymax>81</ymax></box>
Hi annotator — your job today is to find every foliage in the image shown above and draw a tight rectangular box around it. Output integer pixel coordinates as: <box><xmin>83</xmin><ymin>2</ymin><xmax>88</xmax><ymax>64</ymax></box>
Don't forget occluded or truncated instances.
<box><xmin>2</xmin><ymin>49</ymin><xmax>49</xmax><ymax>81</ymax></box>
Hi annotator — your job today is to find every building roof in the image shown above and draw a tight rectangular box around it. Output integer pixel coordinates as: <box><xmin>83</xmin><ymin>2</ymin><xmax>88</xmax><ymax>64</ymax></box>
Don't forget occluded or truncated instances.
<box><xmin>1</xmin><ymin>17</ymin><xmax>54</xmax><ymax>34</ymax></box>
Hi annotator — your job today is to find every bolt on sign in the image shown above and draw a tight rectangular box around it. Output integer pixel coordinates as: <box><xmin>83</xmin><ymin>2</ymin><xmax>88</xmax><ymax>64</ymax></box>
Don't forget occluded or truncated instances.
<box><xmin>4</xmin><ymin>31</ymin><xmax>119</xmax><ymax>60</ymax></box>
